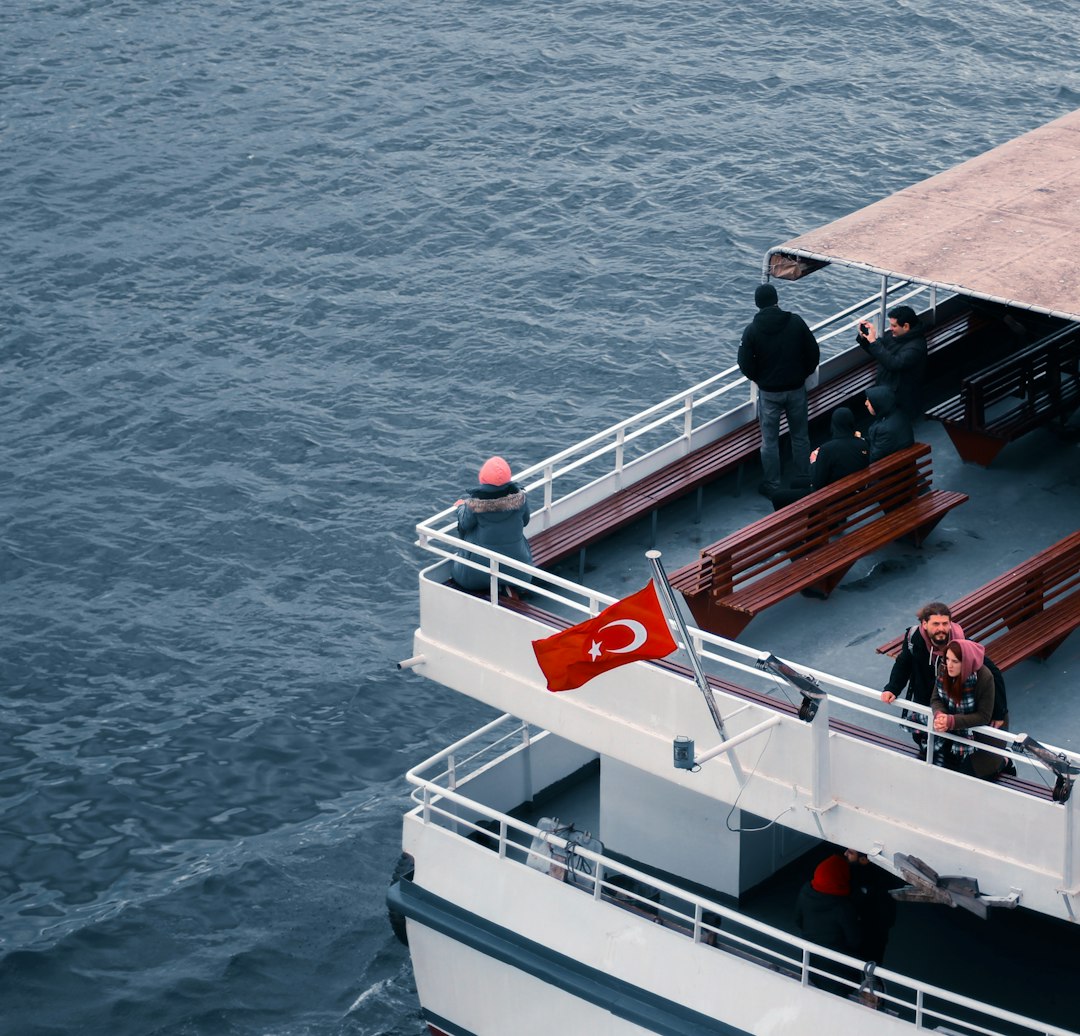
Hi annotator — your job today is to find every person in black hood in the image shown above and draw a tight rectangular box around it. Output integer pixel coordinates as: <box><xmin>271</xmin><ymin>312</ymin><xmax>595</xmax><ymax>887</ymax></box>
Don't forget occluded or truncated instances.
<box><xmin>856</xmin><ymin>304</ymin><xmax>927</xmax><ymax>422</ymax></box>
<box><xmin>770</xmin><ymin>406</ymin><xmax>868</xmax><ymax>510</ymax></box>
<box><xmin>810</xmin><ymin>406</ymin><xmax>869</xmax><ymax>489</ymax></box>
<box><xmin>864</xmin><ymin>386</ymin><xmax>914</xmax><ymax>462</ymax></box>
<box><xmin>738</xmin><ymin>283</ymin><xmax>820</xmax><ymax>499</ymax></box>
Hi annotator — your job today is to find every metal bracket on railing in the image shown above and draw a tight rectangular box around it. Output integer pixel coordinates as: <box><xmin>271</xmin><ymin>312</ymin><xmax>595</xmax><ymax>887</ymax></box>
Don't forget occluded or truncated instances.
<box><xmin>756</xmin><ymin>653</ymin><xmax>824</xmax><ymax>722</ymax></box>
<box><xmin>1016</xmin><ymin>734</ymin><xmax>1079</xmax><ymax>803</ymax></box>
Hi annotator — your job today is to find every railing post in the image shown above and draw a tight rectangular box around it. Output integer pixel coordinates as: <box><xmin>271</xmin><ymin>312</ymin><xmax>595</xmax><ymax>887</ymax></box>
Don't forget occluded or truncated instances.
<box><xmin>447</xmin><ymin>753</ymin><xmax>457</xmax><ymax>792</ymax></box>
<box><xmin>543</xmin><ymin>463</ymin><xmax>554</xmax><ymax>512</ymax></box>
<box><xmin>521</xmin><ymin>722</ymin><xmax>534</xmax><ymax>803</ymax></box>
<box><xmin>1063</xmin><ymin>774</ymin><xmax>1079</xmax><ymax>901</ymax></box>
<box><xmin>488</xmin><ymin>560</ymin><xmax>500</xmax><ymax>605</ymax></box>
<box><xmin>809</xmin><ymin>695</ymin><xmax>834</xmax><ymax>814</ymax></box>
<box><xmin>878</xmin><ymin>274</ymin><xmax>889</xmax><ymax>328</ymax></box>
<box><xmin>684</xmin><ymin>393</ymin><xmax>694</xmax><ymax>439</ymax></box>
<box><xmin>615</xmin><ymin>427</ymin><xmax>625</xmax><ymax>477</ymax></box>
<box><xmin>498</xmin><ymin>819</ymin><xmax>508</xmax><ymax>860</ymax></box>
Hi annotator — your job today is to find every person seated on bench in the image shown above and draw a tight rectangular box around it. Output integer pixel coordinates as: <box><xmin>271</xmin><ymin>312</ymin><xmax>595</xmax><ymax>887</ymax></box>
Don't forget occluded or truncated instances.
<box><xmin>771</xmin><ymin>406</ymin><xmax>868</xmax><ymax>510</ymax></box>
<box><xmin>931</xmin><ymin>639</ymin><xmax>1004</xmax><ymax>779</ymax></box>
<box><xmin>856</xmin><ymin>305</ymin><xmax>927</xmax><ymax>423</ymax></box>
<box><xmin>451</xmin><ymin>455</ymin><xmax>533</xmax><ymax>593</ymax></box>
<box><xmin>864</xmin><ymin>387</ymin><xmax>914</xmax><ymax>463</ymax></box>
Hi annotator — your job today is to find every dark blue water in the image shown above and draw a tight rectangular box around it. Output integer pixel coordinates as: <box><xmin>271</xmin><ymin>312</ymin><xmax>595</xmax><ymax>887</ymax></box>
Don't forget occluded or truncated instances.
<box><xmin>2</xmin><ymin>1</ymin><xmax>1077</xmax><ymax>1032</ymax></box>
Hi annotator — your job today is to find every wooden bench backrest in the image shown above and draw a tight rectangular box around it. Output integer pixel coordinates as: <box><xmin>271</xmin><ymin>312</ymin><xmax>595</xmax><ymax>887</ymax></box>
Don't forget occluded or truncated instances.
<box><xmin>700</xmin><ymin>444</ymin><xmax>933</xmax><ymax>596</ymax></box>
<box><xmin>964</xmin><ymin>324</ymin><xmax>1080</xmax><ymax>425</ymax></box>
<box><xmin>951</xmin><ymin>530</ymin><xmax>1080</xmax><ymax>642</ymax></box>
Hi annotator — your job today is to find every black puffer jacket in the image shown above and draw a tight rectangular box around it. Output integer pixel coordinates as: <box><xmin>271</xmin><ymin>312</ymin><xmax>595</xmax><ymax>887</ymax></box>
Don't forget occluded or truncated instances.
<box><xmin>794</xmin><ymin>883</ymin><xmax>861</xmax><ymax>954</ymax></box>
<box><xmin>865</xmin><ymin>387</ymin><xmax>914</xmax><ymax>462</ymax></box>
<box><xmin>738</xmin><ymin>306</ymin><xmax>820</xmax><ymax>392</ymax></box>
<box><xmin>811</xmin><ymin>407</ymin><xmax>869</xmax><ymax>490</ymax></box>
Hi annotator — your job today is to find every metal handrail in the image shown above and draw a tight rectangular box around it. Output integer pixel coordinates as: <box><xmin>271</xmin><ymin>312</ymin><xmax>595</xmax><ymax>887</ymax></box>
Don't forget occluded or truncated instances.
<box><xmin>415</xmin><ymin>558</ymin><xmax>1080</xmax><ymax>782</ymax></box>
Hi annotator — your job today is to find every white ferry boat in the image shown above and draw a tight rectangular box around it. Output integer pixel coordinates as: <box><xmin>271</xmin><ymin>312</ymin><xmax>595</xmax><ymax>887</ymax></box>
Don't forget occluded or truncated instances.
<box><xmin>390</xmin><ymin>109</ymin><xmax>1080</xmax><ymax>1036</ymax></box>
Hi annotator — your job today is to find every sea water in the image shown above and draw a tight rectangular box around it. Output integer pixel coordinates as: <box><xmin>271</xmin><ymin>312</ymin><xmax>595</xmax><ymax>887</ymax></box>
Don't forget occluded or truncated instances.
<box><xmin>2</xmin><ymin>1</ymin><xmax>1077</xmax><ymax>1033</ymax></box>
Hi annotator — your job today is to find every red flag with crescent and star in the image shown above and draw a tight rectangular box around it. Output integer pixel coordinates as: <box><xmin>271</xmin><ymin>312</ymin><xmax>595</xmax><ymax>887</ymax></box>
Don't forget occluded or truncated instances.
<box><xmin>531</xmin><ymin>581</ymin><xmax>679</xmax><ymax>692</ymax></box>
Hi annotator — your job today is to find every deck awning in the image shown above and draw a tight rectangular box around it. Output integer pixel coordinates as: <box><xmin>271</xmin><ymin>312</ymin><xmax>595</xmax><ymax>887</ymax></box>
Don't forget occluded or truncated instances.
<box><xmin>769</xmin><ymin>108</ymin><xmax>1080</xmax><ymax>322</ymax></box>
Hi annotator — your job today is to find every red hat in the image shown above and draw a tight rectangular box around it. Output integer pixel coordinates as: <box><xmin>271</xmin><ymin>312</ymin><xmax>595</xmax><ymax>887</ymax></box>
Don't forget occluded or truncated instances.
<box><xmin>811</xmin><ymin>854</ymin><xmax>851</xmax><ymax>896</ymax></box>
<box><xmin>478</xmin><ymin>456</ymin><xmax>512</xmax><ymax>485</ymax></box>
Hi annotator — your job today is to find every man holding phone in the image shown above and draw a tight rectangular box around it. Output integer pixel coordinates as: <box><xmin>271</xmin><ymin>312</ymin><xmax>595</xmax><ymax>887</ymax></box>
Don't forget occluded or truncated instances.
<box><xmin>855</xmin><ymin>305</ymin><xmax>928</xmax><ymax>423</ymax></box>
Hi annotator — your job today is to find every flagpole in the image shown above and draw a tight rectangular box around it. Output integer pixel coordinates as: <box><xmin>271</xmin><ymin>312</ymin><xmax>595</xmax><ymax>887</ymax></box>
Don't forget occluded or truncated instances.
<box><xmin>647</xmin><ymin>550</ymin><xmax>730</xmax><ymax>743</ymax></box>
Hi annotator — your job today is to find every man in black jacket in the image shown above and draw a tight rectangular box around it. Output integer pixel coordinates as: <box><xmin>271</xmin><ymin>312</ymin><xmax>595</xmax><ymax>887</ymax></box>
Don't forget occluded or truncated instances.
<box><xmin>881</xmin><ymin>602</ymin><xmax>1009</xmax><ymax>755</ymax></box>
<box><xmin>739</xmin><ymin>283</ymin><xmax>820</xmax><ymax>498</ymax></box>
<box><xmin>856</xmin><ymin>304</ymin><xmax>928</xmax><ymax>423</ymax></box>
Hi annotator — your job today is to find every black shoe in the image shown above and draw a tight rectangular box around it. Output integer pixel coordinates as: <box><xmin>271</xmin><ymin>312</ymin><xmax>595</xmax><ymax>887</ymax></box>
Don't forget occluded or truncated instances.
<box><xmin>757</xmin><ymin>482</ymin><xmax>778</xmax><ymax>499</ymax></box>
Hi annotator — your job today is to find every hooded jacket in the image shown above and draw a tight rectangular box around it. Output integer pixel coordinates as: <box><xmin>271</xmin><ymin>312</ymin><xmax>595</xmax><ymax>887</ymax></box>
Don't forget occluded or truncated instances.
<box><xmin>858</xmin><ymin>320</ymin><xmax>928</xmax><ymax>421</ymax></box>
<box><xmin>738</xmin><ymin>305</ymin><xmax>820</xmax><ymax>392</ymax></box>
<box><xmin>451</xmin><ymin>481</ymin><xmax>533</xmax><ymax>591</ymax></box>
<box><xmin>811</xmin><ymin>407</ymin><xmax>869</xmax><ymax>490</ymax></box>
<box><xmin>865</xmin><ymin>386</ymin><xmax>915</xmax><ymax>462</ymax></box>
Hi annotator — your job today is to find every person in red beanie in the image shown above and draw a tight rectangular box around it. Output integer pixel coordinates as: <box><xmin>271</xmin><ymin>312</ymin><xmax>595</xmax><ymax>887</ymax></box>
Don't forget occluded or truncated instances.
<box><xmin>794</xmin><ymin>852</ymin><xmax>862</xmax><ymax>993</ymax></box>
<box><xmin>451</xmin><ymin>455</ymin><xmax>533</xmax><ymax>593</ymax></box>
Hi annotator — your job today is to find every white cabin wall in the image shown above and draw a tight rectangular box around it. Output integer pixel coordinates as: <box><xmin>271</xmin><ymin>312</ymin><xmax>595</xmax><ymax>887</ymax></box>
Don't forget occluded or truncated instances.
<box><xmin>599</xmin><ymin>756</ymin><xmax>817</xmax><ymax>897</ymax></box>
<box><xmin>599</xmin><ymin>755</ymin><xmax>743</xmax><ymax>895</ymax></box>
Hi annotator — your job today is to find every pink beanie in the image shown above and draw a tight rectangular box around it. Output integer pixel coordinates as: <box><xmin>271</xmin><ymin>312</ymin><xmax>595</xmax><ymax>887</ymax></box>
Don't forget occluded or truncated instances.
<box><xmin>478</xmin><ymin>456</ymin><xmax>512</xmax><ymax>486</ymax></box>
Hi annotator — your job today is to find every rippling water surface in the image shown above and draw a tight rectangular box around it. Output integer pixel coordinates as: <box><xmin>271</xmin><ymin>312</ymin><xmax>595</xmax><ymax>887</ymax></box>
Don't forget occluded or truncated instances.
<box><xmin>2</xmin><ymin>1</ymin><xmax>1078</xmax><ymax>1032</ymax></box>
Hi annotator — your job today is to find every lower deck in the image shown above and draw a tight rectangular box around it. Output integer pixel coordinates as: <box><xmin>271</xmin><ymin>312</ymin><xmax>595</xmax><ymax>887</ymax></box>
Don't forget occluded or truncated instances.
<box><xmin>511</xmin><ymin>756</ymin><xmax>1077</xmax><ymax>1032</ymax></box>
<box><xmin>398</xmin><ymin>717</ymin><xmax>1079</xmax><ymax>1036</ymax></box>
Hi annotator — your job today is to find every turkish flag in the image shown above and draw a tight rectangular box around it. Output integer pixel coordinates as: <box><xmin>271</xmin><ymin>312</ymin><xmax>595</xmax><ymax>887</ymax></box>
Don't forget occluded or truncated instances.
<box><xmin>532</xmin><ymin>581</ymin><xmax>679</xmax><ymax>692</ymax></box>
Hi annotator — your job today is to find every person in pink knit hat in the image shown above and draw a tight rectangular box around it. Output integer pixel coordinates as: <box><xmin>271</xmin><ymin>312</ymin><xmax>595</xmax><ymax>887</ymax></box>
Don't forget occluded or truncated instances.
<box><xmin>451</xmin><ymin>456</ymin><xmax>533</xmax><ymax>592</ymax></box>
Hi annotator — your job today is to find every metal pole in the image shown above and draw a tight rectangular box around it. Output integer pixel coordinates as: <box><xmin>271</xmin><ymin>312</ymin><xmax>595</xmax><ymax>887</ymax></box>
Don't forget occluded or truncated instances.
<box><xmin>647</xmin><ymin>550</ymin><xmax>728</xmax><ymax>740</ymax></box>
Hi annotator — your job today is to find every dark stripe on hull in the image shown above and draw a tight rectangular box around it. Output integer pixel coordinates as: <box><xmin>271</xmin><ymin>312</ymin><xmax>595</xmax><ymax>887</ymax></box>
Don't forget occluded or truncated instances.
<box><xmin>389</xmin><ymin>878</ymin><xmax>753</xmax><ymax>1036</ymax></box>
<box><xmin>423</xmin><ymin>1010</ymin><xmax>475</xmax><ymax>1036</ymax></box>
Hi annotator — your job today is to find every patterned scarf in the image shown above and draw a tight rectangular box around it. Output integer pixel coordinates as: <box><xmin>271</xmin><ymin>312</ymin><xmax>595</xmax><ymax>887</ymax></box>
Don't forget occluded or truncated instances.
<box><xmin>932</xmin><ymin>674</ymin><xmax>978</xmax><ymax>764</ymax></box>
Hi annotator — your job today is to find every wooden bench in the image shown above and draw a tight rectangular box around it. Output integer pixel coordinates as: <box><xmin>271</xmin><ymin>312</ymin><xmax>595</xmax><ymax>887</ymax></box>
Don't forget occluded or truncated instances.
<box><xmin>529</xmin><ymin>307</ymin><xmax>992</xmax><ymax>571</ymax></box>
<box><xmin>927</xmin><ymin>322</ymin><xmax>1080</xmax><ymax>466</ymax></box>
<box><xmin>668</xmin><ymin>444</ymin><xmax>967</xmax><ymax>639</ymax></box>
<box><xmin>875</xmin><ymin>529</ymin><xmax>1080</xmax><ymax>669</ymax></box>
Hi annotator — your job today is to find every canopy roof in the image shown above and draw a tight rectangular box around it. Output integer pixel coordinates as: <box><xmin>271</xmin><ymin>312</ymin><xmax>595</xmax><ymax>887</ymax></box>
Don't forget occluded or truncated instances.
<box><xmin>769</xmin><ymin>108</ymin><xmax>1080</xmax><ymax>322</ymax></box>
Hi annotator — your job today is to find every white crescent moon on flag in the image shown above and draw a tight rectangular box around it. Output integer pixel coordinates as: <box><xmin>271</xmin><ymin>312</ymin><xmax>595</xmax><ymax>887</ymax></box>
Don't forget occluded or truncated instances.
<box><xmin>598</xmin><ymin>619</ymin><xmax>648</xmax><ymax>654</ymax></box>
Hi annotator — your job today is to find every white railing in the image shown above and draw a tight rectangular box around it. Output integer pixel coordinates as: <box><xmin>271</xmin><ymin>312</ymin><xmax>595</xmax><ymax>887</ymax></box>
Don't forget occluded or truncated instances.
<box><xmin>416</xmin><ymin>553</ymin><xmax>1080</xmax><ymax>798</ymax></box>
<box><xmin>416</xmin><ymin>281</ymin><xmax>934</xmax><ymax>550</ymax></box>
<box><xmin>404</xmin><ymin>717</ymin><xmax>1075</xmax><ymax>1036</ymax></box>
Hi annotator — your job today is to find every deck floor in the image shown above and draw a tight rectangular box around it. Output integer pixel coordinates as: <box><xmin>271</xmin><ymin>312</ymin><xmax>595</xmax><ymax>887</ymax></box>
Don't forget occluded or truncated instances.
<box><xmin>542</xmin><ymin>413</ymin><xmax>1080</xmax><ymax>749</ymax></box>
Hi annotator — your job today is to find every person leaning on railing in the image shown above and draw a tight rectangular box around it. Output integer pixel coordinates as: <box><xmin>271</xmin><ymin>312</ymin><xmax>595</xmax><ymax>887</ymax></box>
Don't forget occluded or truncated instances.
<box><xmin>450</xmin><ymin>455</ymin><xmax>533</xmax><ymax>594</ymax></box>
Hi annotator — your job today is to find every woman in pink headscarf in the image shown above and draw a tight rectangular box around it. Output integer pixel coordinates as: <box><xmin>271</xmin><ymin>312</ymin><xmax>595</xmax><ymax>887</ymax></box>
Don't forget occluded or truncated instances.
<box><xmin>931</xmin><ymin>639</ymin><xmax>1002</xmax><ymax>778</ymax></box>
